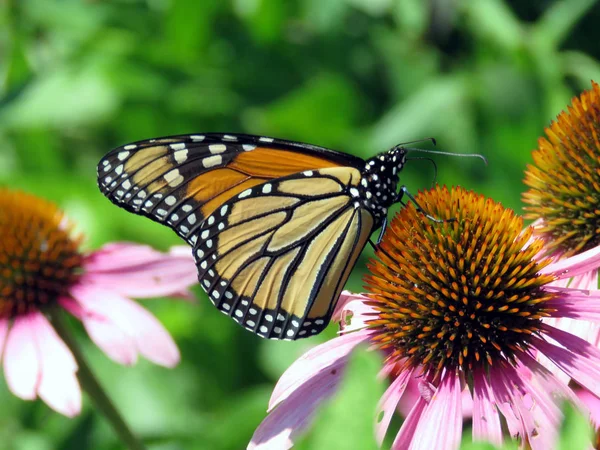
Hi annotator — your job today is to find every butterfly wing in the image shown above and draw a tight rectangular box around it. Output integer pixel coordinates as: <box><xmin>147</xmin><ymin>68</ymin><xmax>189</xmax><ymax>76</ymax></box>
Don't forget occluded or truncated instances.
<box><xmin>192</xmin><ymin>166</ymin><xmax>374</xmax><ymax>339</ymax></box>
<box><xmin>97</xmin><ymin>133</ymin><xmax>364</xmax><ymax>246</ymax></box>
<box><xmin>97</xmin><ymin>134</ymin><xmax>373</xmax><ymax>340</ymax></box>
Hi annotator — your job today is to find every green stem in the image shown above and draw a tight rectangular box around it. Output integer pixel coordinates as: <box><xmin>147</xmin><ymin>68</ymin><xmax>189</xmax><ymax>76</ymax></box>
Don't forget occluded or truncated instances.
<box><xmin>50</xmin><ymin>309</ymin><xmax>146</xmax><ymax>450</ymax></box>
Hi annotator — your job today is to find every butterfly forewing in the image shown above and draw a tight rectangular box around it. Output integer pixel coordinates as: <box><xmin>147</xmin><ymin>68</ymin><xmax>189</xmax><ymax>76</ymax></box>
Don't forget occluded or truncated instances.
<box><xmin>97</xmin><ymin>134</ymin><xmax>361</xmax><ymax>246</ymax></box>
<box><xmin>192</xmin><ymin>167</ymin><xmax>374</xmax><ymax>339</ymax></box>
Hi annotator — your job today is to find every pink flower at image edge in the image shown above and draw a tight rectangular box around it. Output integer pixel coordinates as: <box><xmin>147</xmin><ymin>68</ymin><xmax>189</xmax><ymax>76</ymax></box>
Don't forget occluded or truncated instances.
<box><xmin>1</xmin><ymin>243</ymin><xmax>197</xmax><ymax>417</ymax></box>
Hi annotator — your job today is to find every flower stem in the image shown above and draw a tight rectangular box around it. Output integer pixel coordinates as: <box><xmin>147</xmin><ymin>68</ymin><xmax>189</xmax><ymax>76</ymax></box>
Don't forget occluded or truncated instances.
<box><xmin>50</xmin><ymin>308</ymin><xmax>146</xmax><ymax>450</ymax></box>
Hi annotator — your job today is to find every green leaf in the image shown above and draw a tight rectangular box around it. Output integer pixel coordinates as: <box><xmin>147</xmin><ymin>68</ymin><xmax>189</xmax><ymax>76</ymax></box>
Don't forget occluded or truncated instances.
<box><xmin>295</xmin><ymin>347</ymin><xmax>383</xmax><ymax>450</ymax></box>
<box><xmin>557</xmin><ymin>402</ymin><xmax>592</xmax><ymax>450</ymax></box>
<box><xmin>532</xmin><ymin>0</ymin><xmax>597</xmax><ymax>49</ymax></box>
<box><xmin>463</xmin><ymin>0</ymin><xmax>523</xmax><ymax>52</ymax></box>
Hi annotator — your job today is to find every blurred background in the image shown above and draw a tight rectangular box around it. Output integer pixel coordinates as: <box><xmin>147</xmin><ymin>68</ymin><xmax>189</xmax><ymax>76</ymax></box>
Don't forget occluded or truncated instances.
<box><xmin>1</xmin><ymin>0</ymin><xmax>600</xmax><ymax>448</ymax></box>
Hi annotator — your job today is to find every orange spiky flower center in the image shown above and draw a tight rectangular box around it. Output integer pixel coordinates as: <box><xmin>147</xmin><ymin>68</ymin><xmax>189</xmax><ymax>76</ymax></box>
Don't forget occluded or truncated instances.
<box><xmin>0</xmin><ymin>189</ymin><xmax>83</xmax><ymax>319</ymax></box>
<box><xmin>523</xmin><ymin>81</ymin><xmax>600</xmax><ymax>258</ymax></box>
<box><xmin>364</xmin><ymin>186</ymin><xmax>557</xmax><ymax>373</ymax></box>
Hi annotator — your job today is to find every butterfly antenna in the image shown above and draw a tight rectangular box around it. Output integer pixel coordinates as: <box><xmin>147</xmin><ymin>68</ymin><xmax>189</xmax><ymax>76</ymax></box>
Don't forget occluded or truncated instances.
<box><xmin>406</xmin><ymin>156</ymin><xmax>438</xmax><ymax>186</ymax></box>
<box><xmin>404</xmin><ymin>147</ymin><xmax>487</xmax><ymax>165</ymax></box>
<box><xmin>393</xmin><ymin>137</ymin><xmax>437</xmax><ymax>147</ymax></box>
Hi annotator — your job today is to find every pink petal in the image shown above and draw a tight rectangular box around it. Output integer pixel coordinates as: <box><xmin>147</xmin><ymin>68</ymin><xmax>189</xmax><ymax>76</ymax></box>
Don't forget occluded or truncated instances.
<box><xmin>82</xmin><ymin>243</ymin><xmax>197</xmax><ymax>298</ymax></box>
<box><xmin>268</xmin><ymin>329</ymin><xmax>373</xmax><ymax>410</ymax></box>
<box><xmin>332</xmin><ymin>291</ymin><xmax>375</xmax><ymax>328</ymax></box>
<box><xmin>489</xmin><ymin>366</ymin><xmax>558</xmax><ymax>449</ymax></box>
<box><xmin>70</xmin><ymin>284</ymin><xmax>180</xmax><ymax>367</ymax></box>
<box><xmin>249</xmin><ymin>366</ymin><xmax>344</xmax><ymax>450</ymax></box>
<box><xmin>31</xmin><ymin>314</ymin><xmax>81</xmax><ymax>417</ymax></box>
<box><xmin>534</xmin><ymin>326</ymin><xmax>600</xmax><ymax>398</ymax></box>
<box><xmin>577</xmin><ymin>389</ymin><xmax>600</xmax><ymax>428</ymax></box>
<box><xmin>544</xmin><ymin>288</ymin><xmax>600</xmax><ymax>321</ymax></box>
<box><xmin>375</xmin><ymin>369</ymin><xmax>413</xmax><ymax>445</ymax></box>
<box><xmin>4</xmin><ymin>314</ymin><xmax>41</xmax><ymax>400</ymax></box>
<box><xmin>518</xmin><ymin>351</ymin><xmax>581</xmax><ymax>413</ymax></box>
<box><xmin>402</xmin><ymin>373</ymin><xmax>463</xmax><ymax>450</ymax></box>
<box><xmin>391</xmin><ymin>395</ymin><xmax>428</xmax><ymax>449</ymax></box>
<box><xmin>59</xmin><ymin>296</ymin><xmax>138</xmax><ymax>365</ymax></box>
<box><xmin>336</xmin><ymin>298</ymin><xmax>378</xmax><ymax>333</ymax></box>
<box><xmin>472</xmin><ymin>370</ymin><xmax>502</xmax><ymax>446</ymax></box>
<box><xmin>488</xmin><ymin>366</ymin><xmax>533</xmax><ymax>440</ymax></box>
<box><xmin>569</xmin><ymin>270</ymin><xmax>598</xmax><ymax>290</ymax></box>
<box><xmin>542</xmin><ymin>244</ymin><xmax>600</xmax><ymax>280</ymax></box>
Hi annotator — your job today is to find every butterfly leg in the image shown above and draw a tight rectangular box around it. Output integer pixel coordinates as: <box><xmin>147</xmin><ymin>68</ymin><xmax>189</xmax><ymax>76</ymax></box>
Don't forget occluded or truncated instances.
<box><xmin>397</xmin><ymin>185</ymin><xmax>448</xmax><ymax>224</ymax></box>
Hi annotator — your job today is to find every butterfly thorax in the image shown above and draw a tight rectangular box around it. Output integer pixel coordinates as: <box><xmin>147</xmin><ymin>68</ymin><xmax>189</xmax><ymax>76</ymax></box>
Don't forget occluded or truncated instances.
<box><xmin>356</xmin><ymin>147</ymin><xmax>407</xmax><ymax>223</ymax></box>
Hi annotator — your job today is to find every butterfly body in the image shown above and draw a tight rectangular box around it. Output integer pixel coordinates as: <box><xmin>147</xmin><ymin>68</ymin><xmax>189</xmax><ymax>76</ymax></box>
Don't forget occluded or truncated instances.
<box><xmin>97</xmin><ymin>133</ymin><xmax>407</xmax><ymax>339</ymax></box>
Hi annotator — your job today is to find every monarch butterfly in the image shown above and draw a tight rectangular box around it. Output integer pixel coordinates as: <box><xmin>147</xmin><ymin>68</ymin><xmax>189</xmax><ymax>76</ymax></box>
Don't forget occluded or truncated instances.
<box><xmin>97</xmin><ymin>133</ymin><xmax>413</xmax><ymax>340</ymax></box>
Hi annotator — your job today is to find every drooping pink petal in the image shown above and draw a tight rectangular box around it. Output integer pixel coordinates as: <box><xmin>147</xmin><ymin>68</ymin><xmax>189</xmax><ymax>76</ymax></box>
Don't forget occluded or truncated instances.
<box><xmin>511</xmin><ymin>354</ymin><xmax>571</xmax><ymax>449</ymax></box>
<box><xmin>577</xmin><ymin>389</ymin><xmax>600</xmax><ymax>428</ymax></box>
<box><xmin>82</xmin><ymin>243</ymin><xmax>197</xmax><ymax>298</ymax></box>
<box><xmin>269</xmin><ymin>329</ymin><xmax>373</xmax><ymax>410</ymax></box>
<box><xmin>488</xmin><ymin>366</ymin><xmax>532</xmax><ymax>440</ymax></box>
<box><xmin>542</xmin><ymin>244</ymin><xmax>600</xmax><ymax>280</ymax></box>
<box><xmin>4</xmin><ymin>314</ymin><xmax>41</xmax><ymax>400</ymax></box>
<box><xmin>472</xmin><ymin>369</ymin><xmax>502</xmax><ymax>446</ymax></box>
<box><xmin>517</xmin><ymin>351</ymin><xmax>581</xmax><ymax>413</ymax></box>
<box><xmin>401</xmin><ymin>372</ymin><xmax>463</xmax><ymax>450</ymax></box>
<box><xmin>69</xmin><ymin>284</ymin><xmax>179</xmax><ymax>367</ymax></box>
<box><xmin>249</xmin><ymin>364</ymin><xmax>346</xmax><ymax>450</ymax></box>
<box><xmin>59</xmin><ymin>296</ymin><xmax>139</xmax><ymax>366</ymax></box>
<box><xmin>544</xmin><ymin>288</ymin><xmax>600</xmax><ymax>322</ymax></box>
<box><xmin>534</xmin><ymin>326</ymin><xmax>600</xmax><ymax>398</ymax></box>
<box><xmin>490</xmin><ymin>365</ymin><xmax>558</xmax><ymax>449</ymax></box>
<box><xmin>569</xmin><ymin>270</ymin><xmax>598</xmax><ymax>290</ymax></box>
<box><xmin>375</xmin><ymin>368</ymin><xmax>413</xmax><ymax>445</ymax></box>
<box><xmin>31</xmin><ymin>313</ymin><xmax>81</xmax><ymax>417</ymax></box>
<box><xmin>391</xmin><ymin>395</ymin><xmax>428</xmax><ymax>450</ymax></box>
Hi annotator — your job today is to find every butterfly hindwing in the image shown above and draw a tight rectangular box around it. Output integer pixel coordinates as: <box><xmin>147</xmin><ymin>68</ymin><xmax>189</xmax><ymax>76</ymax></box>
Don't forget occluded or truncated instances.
<box><xmin>191</xmin><ymin>167</ymin><xmax>375</xmax><ymax>339</ymax></box>
<box><xmin>97</xmin><ymin>134</ymin><xmax>363</xmax><ymax>246</ymax></box>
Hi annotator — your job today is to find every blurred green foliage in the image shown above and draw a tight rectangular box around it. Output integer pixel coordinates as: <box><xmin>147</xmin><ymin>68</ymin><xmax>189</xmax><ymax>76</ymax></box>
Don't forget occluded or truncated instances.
<box><xmin>1</xmin><ymin>0</ymin><xmax>600</xmax><ymax>449</ymax></box>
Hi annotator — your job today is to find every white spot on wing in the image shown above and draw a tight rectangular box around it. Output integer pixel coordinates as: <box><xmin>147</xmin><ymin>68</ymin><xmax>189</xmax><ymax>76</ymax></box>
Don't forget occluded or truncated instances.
<box><xmin>118</xmin><ymin>151</ymin><xmax>130</xmax><ymax>160</ymax></box>
<box><xmin>203</xmin><ymin>155</ymin><xmax>222</xmax><ymax>168</ymax></box>
<box><xmin>174</xmin><ymin>149</ymin><xmax>188</xmax><ymax>163</ymax></box>
<box><xmin>262</xmin><ymin>184</ymin><xmax>272</xmax><ymax>194</ymax></box>
<box><xmin>170</xmin><ymin>143</ymin><xmax>186</xmax><ymax>150</ymax></box>
<box><xmin>238</xmin><ymin>189</ymin><xmax>252</xmax><ymax>199</ymax></box>
<box><xmin>164</xmin><ymin>169</ymin><xmax>184</xmax><ymax>187</ymax></box>
<box><xmin>209</xmin><ymin>144</ymin><xmax>227</xmax><ymax>154</ymax></box>
<box><xmin>259</xmin><ymin>137</ymin><xmax>274</xmax><ymax>143</ymax></box>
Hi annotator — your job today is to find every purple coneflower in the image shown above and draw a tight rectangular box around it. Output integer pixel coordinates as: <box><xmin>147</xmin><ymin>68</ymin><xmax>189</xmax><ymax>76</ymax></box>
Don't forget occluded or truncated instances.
<box><xmin>0</xmin><ymin>189</ymin><xmax>197</xmax><ymax>416</ymax></box>
<box><xmin>251</xmin><ymin>185</ymin><xmax>600</xmax><ymax>450</ymax></box>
